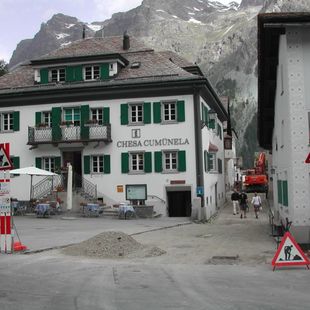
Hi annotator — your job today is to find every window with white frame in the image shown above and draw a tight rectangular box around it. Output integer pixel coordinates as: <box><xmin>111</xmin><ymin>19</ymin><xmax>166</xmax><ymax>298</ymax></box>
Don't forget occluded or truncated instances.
<box><xmin>50</xmin><ymin>68</ymin><xmax>65</xmax><ymax>83</ymax></box>
<box><xmin>208</xmin><ymin>152</ymin><xmax>216</xmax><ymax>172</ymax></box>
<box><xmin>84</xmin><ymin>65</ymin><xmax>100</xmax><ymax>81</ymax></box>
<box><xmin>43</xmin><ymin>157</ymin><xmax>55</xmax><ymax>172</ymax></box>
<box><xmin>42</xmin><ymin>111</ymin><xmax>52</xmax><ymax>127</ymax></box>
<box><xmin>162</xmin><ymin>101</ymin><xmax>176</xmax><ymax>122</ymax></box>
<box><xmin>130</xmin><ymin>152</ymin><xmax>144</xmax><ymax>172</ymax></box>
<box><xmin>91</xmin><ymin>108</ymin><xmax>103</xmax><ymax>125</ymax></box>
<box><xmin>130</xmin><ymin>104</ymin><xmax>143</xmax><ymax>124</ymax></box>
<box><xmin>92</xmin><ymin>155</ymin><xmax>104</xmax><ymax>173</ymax></box>
<box><xmin>64</xmin><ymin>107</ymin><xmax>80</xmax><ymax>126</ymax></box>
<box><xmin>163</xmin><ymin>151</ymin><xmax>177</xmax><ymax>171</ymax></box>
<box><xmin>0</xmin><ymin>112</ymin><xmax>13</xmax><ymax>131</ymax></box>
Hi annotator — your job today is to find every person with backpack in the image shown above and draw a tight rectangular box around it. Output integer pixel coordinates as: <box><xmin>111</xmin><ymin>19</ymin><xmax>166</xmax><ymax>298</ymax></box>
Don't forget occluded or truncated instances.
<box><xmin>231</xmin><ymin>189</ymin><xmax>240</xmax><ymax>215</ymax></box>
<box><xmin>251</xmin><ymin>192</ymin><xmax>262</xmax><ymax>219</ymax></box>
<box><xmin>239</xmin><ymin>191</ymin><xmax>248</xmax><ymax>219</ymax></box>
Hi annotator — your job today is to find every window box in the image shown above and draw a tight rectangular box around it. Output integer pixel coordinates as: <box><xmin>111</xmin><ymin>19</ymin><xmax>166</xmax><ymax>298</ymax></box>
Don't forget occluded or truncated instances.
<box><xmin>60</xmin><ymin>121</ymin><xmax>74</xmax><ymax>128</ymax></box>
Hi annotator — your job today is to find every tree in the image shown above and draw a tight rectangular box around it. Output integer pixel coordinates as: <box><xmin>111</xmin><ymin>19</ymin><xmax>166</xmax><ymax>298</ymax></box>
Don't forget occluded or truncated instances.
<box><xmin>0</xmin><ymin>60</ymin><xmax>8</xmax><ymax>76</ymax></box>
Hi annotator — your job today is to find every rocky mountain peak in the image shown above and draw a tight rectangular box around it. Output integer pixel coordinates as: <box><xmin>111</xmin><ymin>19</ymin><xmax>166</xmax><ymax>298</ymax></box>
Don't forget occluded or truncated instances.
<box><xmin>239</xmin><ymin>0</ymin><xmax>265</xmax><ymax>8</ymax></box>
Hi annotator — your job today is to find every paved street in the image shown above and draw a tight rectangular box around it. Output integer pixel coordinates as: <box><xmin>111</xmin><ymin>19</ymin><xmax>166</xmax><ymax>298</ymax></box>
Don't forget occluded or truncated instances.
<box><xmin>1</xmin><ymin>196</ymin><xmax>309</xmax><ymax>310</ymax></box>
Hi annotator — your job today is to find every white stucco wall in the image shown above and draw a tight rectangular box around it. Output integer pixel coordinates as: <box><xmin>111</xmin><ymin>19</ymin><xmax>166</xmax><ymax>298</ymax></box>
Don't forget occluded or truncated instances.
<box><xmin>272</xmin><ymin>28</ymin><xmax>310</xmax><ymax>243</ymax></box>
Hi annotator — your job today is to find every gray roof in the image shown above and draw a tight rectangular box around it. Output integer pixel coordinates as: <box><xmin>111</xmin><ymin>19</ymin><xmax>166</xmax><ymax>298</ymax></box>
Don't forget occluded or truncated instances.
<box><xmin>0</xmin><ymin>36</ymin><xmax>200</xmax><ymax>94</ymax></box>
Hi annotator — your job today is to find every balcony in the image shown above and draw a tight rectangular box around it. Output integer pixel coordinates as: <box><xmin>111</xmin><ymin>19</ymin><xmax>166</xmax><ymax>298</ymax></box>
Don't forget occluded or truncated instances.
<box><xmin>28</xmin><ymin>124</ymin><xmax>112</xmax><ymax>145</ymax></box>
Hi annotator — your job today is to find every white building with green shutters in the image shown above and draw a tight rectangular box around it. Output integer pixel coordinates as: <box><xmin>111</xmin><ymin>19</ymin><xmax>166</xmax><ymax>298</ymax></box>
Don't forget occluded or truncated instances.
<box><xmin>0</xmin><ymin>34</ymin><xmax>228</xmax><ymax>218</ymax></box>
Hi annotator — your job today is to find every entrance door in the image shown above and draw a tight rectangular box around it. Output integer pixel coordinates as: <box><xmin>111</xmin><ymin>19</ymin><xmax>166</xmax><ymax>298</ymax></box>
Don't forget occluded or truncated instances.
<box><xmin>215</xmin><ymin>182</ymin><xmax>218</xmax><ymax>209</ymax></box>
<box><xmin>167</xmin><ymin>191</ymin><xmax>191</xmax><ymax>217</ymax></box>
<box><xmin>62</xmin><ymin>151</ymin><xmax>82</xmax><ymax>188</ymax></box>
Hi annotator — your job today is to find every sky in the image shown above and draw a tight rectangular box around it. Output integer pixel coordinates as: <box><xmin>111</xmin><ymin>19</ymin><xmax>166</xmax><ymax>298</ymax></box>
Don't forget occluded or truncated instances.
<box><xmin>0</xmin><ymin>0</ymin><xmax>241</xmax><ymax>63</ymax></box>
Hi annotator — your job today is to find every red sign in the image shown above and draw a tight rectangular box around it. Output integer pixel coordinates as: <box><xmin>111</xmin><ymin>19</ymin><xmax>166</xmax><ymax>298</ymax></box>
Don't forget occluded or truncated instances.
<box><xmin>0</xmin><ymin>143</ymin><xmax>13</xmax><ymax>170</ymax></box>
<box><xmin>305</xmin><ymin>153</ymin><xmax>310</xmax><ymax>164</ymax></box>
<box><xmin>272</xmin><ymin>232</ymin><xmax>310</xmax><ymax>270</ymax></box>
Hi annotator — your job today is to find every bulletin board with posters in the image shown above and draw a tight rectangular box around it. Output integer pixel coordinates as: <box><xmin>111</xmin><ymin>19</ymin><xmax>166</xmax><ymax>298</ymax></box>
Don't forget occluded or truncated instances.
<box><xmin>125</xmin><ymin>184</ymin><xmax>147</xmax><ymax>201</ymax></box>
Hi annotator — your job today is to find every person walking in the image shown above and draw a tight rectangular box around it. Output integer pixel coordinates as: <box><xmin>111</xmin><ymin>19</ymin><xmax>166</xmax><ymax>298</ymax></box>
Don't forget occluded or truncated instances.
<box><xmin>251</xmin><ymin>192</ymin><xmax>262</xmax><ymax>219</ymax></box>
<box><xmin>239</xmin><ymin>191</ymin><xmax>248</xmax><ymax>219</ymax></box>
<box><xmin>231</xmin><ymin>189</ymin><xmax>240</xmax><ymax>215</ymax></box>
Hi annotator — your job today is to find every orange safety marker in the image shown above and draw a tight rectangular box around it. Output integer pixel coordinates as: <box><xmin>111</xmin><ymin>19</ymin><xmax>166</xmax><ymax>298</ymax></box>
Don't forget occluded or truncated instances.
<box><xmin>271</xmin><ymin>231</ymin><xmax>310</xmax><ymax>271</ymax></box>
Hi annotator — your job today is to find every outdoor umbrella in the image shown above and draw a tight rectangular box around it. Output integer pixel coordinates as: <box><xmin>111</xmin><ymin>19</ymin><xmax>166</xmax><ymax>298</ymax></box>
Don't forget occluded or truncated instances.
<box><xmin>9</xmin><ymin>167</ymin><xmax>57</xmax><ymax>200</ymax></box>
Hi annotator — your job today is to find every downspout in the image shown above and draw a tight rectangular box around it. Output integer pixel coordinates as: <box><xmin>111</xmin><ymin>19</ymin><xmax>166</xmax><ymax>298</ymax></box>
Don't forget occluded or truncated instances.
<box><xmin>193</xmin><ymin>87</ymin><xmax>205</xmax><ymax>213</ymax></box>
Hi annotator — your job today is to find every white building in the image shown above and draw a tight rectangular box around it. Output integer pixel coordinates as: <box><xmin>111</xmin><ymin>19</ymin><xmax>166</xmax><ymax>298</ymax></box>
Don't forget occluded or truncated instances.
<box><xmin>0</xmin><ymin>35</ymin><xmax>228</xmax><ymax>218</ymax></box>
<box><xmin>257</xmin><ymin>13</ymin><xmax>310</xmax><ymax>243</ymax></box>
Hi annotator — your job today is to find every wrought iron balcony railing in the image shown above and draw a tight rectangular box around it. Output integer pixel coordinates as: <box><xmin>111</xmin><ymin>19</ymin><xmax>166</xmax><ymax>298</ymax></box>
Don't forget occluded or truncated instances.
<box><xmin>28</xmin><ymin>124</ymin><xmax>112</xmax><ymax>145</ymax></box>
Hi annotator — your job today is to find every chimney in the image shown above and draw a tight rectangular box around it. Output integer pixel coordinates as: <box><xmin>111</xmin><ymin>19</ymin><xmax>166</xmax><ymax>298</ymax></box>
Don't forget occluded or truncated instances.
<box><xmin>123</xmin><ymin>31</ymin><xmax>130</xmax><ymax>50</ymax></box>
<box><xmin>82</xmin><ymin>24</ymin><xmax>86</xmax><ymax>39</ymax></box>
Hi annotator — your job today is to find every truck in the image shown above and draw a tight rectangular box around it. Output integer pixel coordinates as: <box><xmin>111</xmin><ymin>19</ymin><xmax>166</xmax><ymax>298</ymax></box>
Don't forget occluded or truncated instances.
<box><xmin>242</xmin><ymin>152</ymin><xmax>268</xmax><ymax>197</ymax></box>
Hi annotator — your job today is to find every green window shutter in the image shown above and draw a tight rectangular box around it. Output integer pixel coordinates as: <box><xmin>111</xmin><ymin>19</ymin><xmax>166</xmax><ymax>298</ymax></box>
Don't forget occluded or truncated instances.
<box><xmin>143</xmin><ymin>102</ymin><xmax>151</xmax><ymax>124</ymax></box>
<box><xmin>51</xmin><ymin>107</ymin><xmax>62</xmax><ymax>141</ymax></box>
<box><xmin>121</xmin><ymin>153</ymin><xmax>129</xmax><ymax>173</ymax></box>
<box><xmin>40</xmin><ymin>68</ymin><xmax>49</xmax><ymax>84</ymax></box>
<box><xmin>103</xmin><ymin>107</ymin><xmax>110</xmax><ymax>125</ymax></box>
<box><xmin>155</xmin><ymin>151</ymin><xmax>163</xmax><ymax>172</ymax></box>
<box><xmin>35</xmin><ymin>157</ymin><xmax>42</xmax><ymax>169</ymax></box>
<box><xmin>55</xmin><ymin>157</ymin><xmax>61</xmax><ymax>171</ymax></box>
<box><xmin>207</xmin><ymin>153</ymin><xmax>212</xmax><ymax>171</ymax></box>
<box><xmin>282</xmin><ymin>180</ymin><xmax>288</xmax><ymax>206</ymax></box>
<box><xmin>217</xmin><ymin>158</ymin><xmax>222</xmax><ymax>174</ymax></box>
<box><xmin>120</xmin><ymin>104</ymin><xmax>129</xmax><ymax>125</ymax></box>
<box><xmin>66</xmin><ymin>66</ymin><xmax>75</xmax><ymax>82</ymax></box>
<box><xmin>153</xmin><ymin>102</ymin><xmax>161</xmax><ymax>123</ymax></box>
<box><xmin>103</xmin><ymin>155</ymin><xmax>111</xmax><ymax>174</ymax></box>
<box><xmin>204</xmin><ymin>106</ymin><xmax>209</xmax><ymax>123</ymax></box>
<box><xmin>84</xmin><ymin>156</ymin><xmax>90</xmax><ymax>174</ymax></box>
<box><xmin>177</xmin><ymin>100</ymin><xmax>185</xmax><ymax>122</ymax></box>
<box><xmin>80</xmin><ymin>105</ymin><xmax>90</xmax><ymax>140</ymax></box>
<box><xmin>178</xmin><ymin>150</ymin><xmax>186</xmax><ymax>172</ymax></box>
<box><xmin>74</xmin><ymin>66</ymin><xmax>83</xmax><ymax>81</ymax></box>
<box><xmin>277</xmin><ymin>180</ymin><xmax>283</xmax><ymax>204</ymax></box>
<box><xmin>204</xmin><ymin>151</ymin><xmax>207</xmax><ymax>172</ymax></box>
<box><xmin>144</xmin><ymin>152</ymin><xmax>152</xmax><ymax>173</ymax></box>
<box><xmin>13</xmin><ymin>111</ymin><xmax>20</xmax><ymax>131</ymax></box>
<box><xmin>11</xmin><ymin>156</ymin><xmax>20</xmax><ymax>169</ymax></box>
<box><xmin>209</xmin><ymin>119</ymin><xmax>215</xmax><ymax>129</ymax></box>
<box><xmin>100</xmin><ymin>63</ymin><xmax>109</xmax><ymax>80</ymax></box>
<box><xmin>35</xmin><ymin>112</ymin><xmax>42</xmax><ymax>126</ymax></box>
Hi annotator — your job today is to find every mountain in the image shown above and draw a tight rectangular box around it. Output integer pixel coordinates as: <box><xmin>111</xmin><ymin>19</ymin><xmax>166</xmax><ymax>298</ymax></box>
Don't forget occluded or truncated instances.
<box><xmin>7</xmin><ymin>0</ymin><xmax>310</xmax><ymax>167</ymax></box>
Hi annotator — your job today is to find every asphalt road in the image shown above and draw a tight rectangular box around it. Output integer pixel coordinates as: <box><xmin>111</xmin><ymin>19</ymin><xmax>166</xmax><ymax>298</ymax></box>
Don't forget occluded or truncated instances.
<box><xmin>1</xmin><ymin>197</ymin><xmax>309</xmax><ymax>310</ymax></box>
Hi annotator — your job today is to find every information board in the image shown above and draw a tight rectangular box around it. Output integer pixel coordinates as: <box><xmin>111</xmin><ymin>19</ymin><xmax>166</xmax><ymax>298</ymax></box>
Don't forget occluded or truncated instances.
<box><xmin>126</xmin><ymin>184</ymin><xmax>147</xmax><ymax>201</ymax></box>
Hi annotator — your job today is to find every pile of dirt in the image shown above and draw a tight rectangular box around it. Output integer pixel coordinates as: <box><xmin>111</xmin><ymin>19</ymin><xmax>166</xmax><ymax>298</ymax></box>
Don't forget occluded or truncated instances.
<box><xmin>62</xmin><ymin>231</ymin><xmax>166</xmax><ymax>259</ymax></box>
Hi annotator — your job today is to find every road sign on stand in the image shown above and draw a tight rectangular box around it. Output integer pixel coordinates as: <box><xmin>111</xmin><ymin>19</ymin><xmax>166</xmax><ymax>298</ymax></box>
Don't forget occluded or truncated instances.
<box><xmin>271</xmin><ymin>231</ymin><xmax>310</xmax><ymax>271</ymax></box>
<box><xmin>0</xmin><ymin>143</ymin><xmax>13</xmax><ymax>170</ymax></box>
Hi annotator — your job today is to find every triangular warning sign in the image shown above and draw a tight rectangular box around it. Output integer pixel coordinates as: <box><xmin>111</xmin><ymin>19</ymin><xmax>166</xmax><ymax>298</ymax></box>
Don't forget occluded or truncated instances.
<box><xmin>306</xmin><ymin>153</ymin><xmax>310</xmax><ymax>164</ymax></box>
<box><xmin>0</xmin><ymin>144</ymin><xmax>13</xmax><ymax>170</ymax></box>
<box><xmin>272</xmin><ymin>232</ymin><xmax>310</xmax><ymax>269</ymax></box>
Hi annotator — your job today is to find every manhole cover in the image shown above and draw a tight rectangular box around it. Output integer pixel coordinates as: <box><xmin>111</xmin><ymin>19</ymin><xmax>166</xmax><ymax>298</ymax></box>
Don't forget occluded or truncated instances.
<box><xmin>207</xmin><ymin>255</ymin><xmax>240</xmax><ymax>265</ymax></box>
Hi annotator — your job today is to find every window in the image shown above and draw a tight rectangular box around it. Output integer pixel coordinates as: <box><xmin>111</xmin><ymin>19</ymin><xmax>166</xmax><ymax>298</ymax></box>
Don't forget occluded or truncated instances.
<box><xmin>163</xmin><ymin>151</ymin><xmax>177</xmax><ymax>171</ymax></box>
<box><xmin>92</xmin><ymin>155</ymin><xmax>104</xmax><ymax>173</ymax></box>
<box><xmin>91</xmin><ymin>109</ymin><xmax>103</xmax><ymax>125</ymax></box>
<box><xmin>84</xmin><ymin>65</ymin><xmax>100</xmax><ymax>80</ymax></box>
<box><xmin>130</xmin><ymin>104</ymin><xmax>143</xmax><ymax>124</ymax></box>
<box><xmin>163</xmin><ymin>101</ymin><xmax>176</xmax><ymax>122</ymax></box>
<box><xmin>130</xmin><ymin>152</ymin><xmax>144</xmax><ymax>172</ymax></box>
<box><xmin>50</xmin><ymin>68</ymin><xmax>65</xmax><ymax>82</ymax></box>
<box><xmin>43</xmin><ymin>157</ymin><xmax>55</xmax><ymax>172</ymax></box>
<box><xmin>42</xmin><ymin>112</ymin><xmax>52</xmax><ymax>127</ymax></box>
<box><xmin>207</xmin><ymin>152</ymin><xmax>216</xmax><ymax>172</ymax></box>
<box><xmin>0</xmin><ymin>112</ymin><xmax>13</xmax><ymax>131</ymax></box>
<box><xmin>64</xmin><ymin>108</ymin><xmax>80</xmax><ymax>126</ymax></box>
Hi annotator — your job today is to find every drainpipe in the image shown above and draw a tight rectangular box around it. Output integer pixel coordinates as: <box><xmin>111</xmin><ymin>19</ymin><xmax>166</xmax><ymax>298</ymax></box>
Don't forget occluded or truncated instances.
<box><xmin>193</xmin><ymin>87</ymin><xmax>205</xmax><ymax>216</ymax></box>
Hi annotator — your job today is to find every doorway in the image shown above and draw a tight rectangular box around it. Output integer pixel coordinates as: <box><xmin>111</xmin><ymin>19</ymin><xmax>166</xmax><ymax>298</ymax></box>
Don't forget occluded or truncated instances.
<box><xmin>167</xmin><ymin>189</ymin><xmax>191</xmax><ymax>217</ymax></box>
<box><xmin>62</xmin><ymin>151</ymin><xmax>82</xmax><ymax>188</ymax></box>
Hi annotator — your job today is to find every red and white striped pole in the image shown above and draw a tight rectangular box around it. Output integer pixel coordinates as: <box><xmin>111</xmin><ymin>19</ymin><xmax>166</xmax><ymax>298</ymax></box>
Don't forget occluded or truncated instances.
<box><xmin>0</xmin><ymin>143</ymin><xmax>13</xmax><ymax>254</ymax></box>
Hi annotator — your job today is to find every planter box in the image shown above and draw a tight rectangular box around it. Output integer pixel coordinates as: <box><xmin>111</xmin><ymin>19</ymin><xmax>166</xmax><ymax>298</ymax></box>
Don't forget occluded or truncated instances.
<box><xmin>133</xmin><ymin>205</ymin><xmax>154</xmax><ymax>218</ymax></box>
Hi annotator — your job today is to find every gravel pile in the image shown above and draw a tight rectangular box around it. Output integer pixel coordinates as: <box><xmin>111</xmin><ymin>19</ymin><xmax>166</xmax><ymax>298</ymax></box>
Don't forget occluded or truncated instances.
<box><xmin>62</xmin><ymin>231</ymin><xmax>166</xmax><ymax>259</ymax></box>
